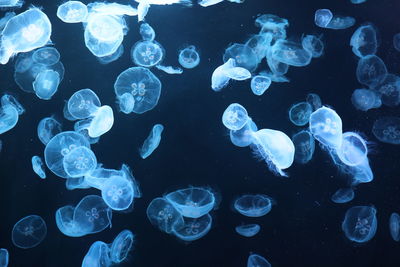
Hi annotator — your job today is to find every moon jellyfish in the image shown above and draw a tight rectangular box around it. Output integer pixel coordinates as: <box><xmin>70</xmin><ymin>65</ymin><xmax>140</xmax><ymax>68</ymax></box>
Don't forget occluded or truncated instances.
<box><xmin>292</xmin><ymin>130</ymin><xmax>315</xmax><ymax>164</ymax></box>
<box><xmin>247</xmin><ymin>254</ymin><xmax>271</xmax><ymax>267</ymax></box>
<box><xmin>393</xmin><ymin>33</ymin><xmax>400</xmax><ymax>52</ymax></box>
<box><xmin>245</xmin><ymin>34</ymin><xmax>272</xmax><ymax>64</ymax></box>
<box><xmin>0</xmin><ymin>8</ymin><xmax>52</xmax><ymax>65</ymax></box>
<box><xmin>165</xmin><ymin>187</ymin><xmax>215</xmax><ymax>218</ymax></box>
<box><xmin>32</xmin><ymin>155</ymin><xmax>46</xmax><ymax>179</ymax></box>
<box><xmin>0</xmin><ymin>248</ymin><xmax>8</xmax><ymax>267</ymax></box>
<box><xmin>57</xmin><ymin>1</ymin><xmax>88</xmax><ymax>23</ymax></box>
<box><xmin>110</xmin><ymin>229</ymin><xmax>135</xmax><ymax>263</ymax></box>
<box><xmin>62</xmin><ymin>146</ymin><xmax>97</xmax><ymax>178</ymax></box>
<box><xmin>82</xmin><ymin>241</ymin><xmax>111</xmax><ymax>267</ymax></box>
<box><xmin>0</xmin><ymin>94</ymin><xmax>24</xmax><ymax>135</ymax></box>
<box><xmin>350</xmin><ymin>24</ymin><xmax>378</xmax><ymax>58</ymax></box>
<box><xmin>32</xmin><ymin>69</ymin><xmax>61</xmax><ymax>100</ymax></box>
<box><xmin>306</xmin><ymin>93</ymin><xmax>322</xmax><ymax>111</ymax></box>
<box><xmin>356</xmin><ymin>55</ymin><xmax>387</xmax><ymax>88</ymax></box>
<box><xmin>372</xmin><ymin>74</ymin><xmax>400</xmax><ymax>107</ymax></box>
<box><xmin>172</xmin><ymin>214</ymin><xmax>212</xmax><ymax>241</ymax></box>
<box><xmin>250</xmin><ymin>129</ymin><xmax>295</xmax><ymax>176</ymax></box>
<box><xmin>155</xmin><ymin>65</ymin><xmax>183</xmax><ymax>74</ymax></box>
<box><xmin>131</xmin><ymin>40</ymin><xmax>165</xmax><ymax>67</ymax></box>
<box><xmin>230</xmin><ymin>118</ymin><xmax>258</xmax><ymax>147</ymax></box>
<box><xmin>0</xmin><ymin>0</ymin><xmax>22</xmax><ymax>8</ymax></box>
<box><xmin>250</xmin><ymin>75</ymin><xmax>271</xmax><ymax>96</ymax></box>
<box><xmin>389</xmin><ymin>213</ymin><xmax>400</xmax><ymax>242</ymax></box>
<box><xmin>315</xmin><ymin>9</ymin><xmax>355</xmax><ymax>30</ymax></box>
<box><xmin>178</xmin><ymin>45</ymin><xmax>200</xmax><ymax>69</ymax></box>
<box><xmin>266</xmin><ymin>48</ymin><xmax>290</xmax><ymax>77</ymax></box>
<box><xmin>211</xmin><ymin>58</ymin><xmax>251</xmax><ymax>92</ymax></box>
<box><xmin>288</xmin><ymin>102</ymin><xmax>313</xmax><ymax>126</ymax></box>
<box><xmin>146</xmin><ymin>197</ymin><xmax>185</xmax><ymax>234</ymax></box>
<box><xmin>337</xmin><ymin>132</ymin><xmax>368</xmax><ymax>166</ymax></box>
<box><xmin>342</xmin><ymin>206</ymin><xmax>377</xmax><ymax>243</ymax></box>
<box><xmin>235</xmin><ymin>224</ymin><xmax>260</xmax><ymax>237</ymax></box>
<box><xmin>223</xmin><ymin>43</ymin><xmax>258</xmax><ymax>72</ymax></box>
<box><xmin>331</xmin><ymin>188</ymin><xmax>355</xmax><ymax>204</ymax></box>
<box><xmin>114</xmin><ymin>67</ymin><xmax>162</xmax><ymax>114</ymax></box>
<box><xmin>271</xmin><ymin>39</ymin><xmax>312</xmax><ymax>67</ymax></box>
<box><xmin>351</xmin><ymin>89</ymin><xmax>381</xmax><ymax>111</ymax></box>
<box><xmin>255</xmin><ymin>14</ymin><xmax>288</xmax><ymax>41</ymax></box>
<box><xmin>372</xmin><ymin>116</ymin><xmax>400</xmax><ymax>145</ymax></box>
<box><xmin>222</xmin><ymin>103</ymin><xmax>249</xmax><ymax>131</ymax></box>
<box><xmin>100</xmin><ymin>175</ymin><xmax>135</xmax><ymax>211</ymax></box>
<box><xmin>234</xmin><ymin>194</ymin><xmax>274</xmax><ymax>217</ymax></box>
<box><xmin>75</xmin><ymin>105</ymin><xmax>114</xmax><ymax>138</ymax></box>
<box><xmin>44</xmin><ymin>131</ymin><xmax>90</xmax><ymax>178</ymax></box>
<box><xmin>139</xmin><ymin>22</ymin><xmax>155</xmax><ymax>41</ymax></box>
<box><xmin>140</xmin><ymin>124</ymin><xmax>164</xmax><ymax>159</ymax></box>
<box><xmin>12</xmin><ymin>215</ymin><xmax>47</xmax><ymax>249</ymax></box>
<box><xmin>301</xmin><ymin>34</ymin><xmax>324</xmax><ymax>58</ymax></box>
<box><xmin>32</xmin><ymin>47</ymin><xmax>60</xmax><ymax>66</ymax></box>
<box><xmin>309</xmin><ymin>107</ymin><xmax>343</xmax><ymax>149</ymax></box>
<box><xmin>116</xmin><ymin>92</ymin><xmax>135</xmax><ymax>114</ymax></box>
<box><xmin>67</xmin><ymin>89</ymin><xmax>101</xmax><ymax>119</ymax></box>
<box><xmin>315</xmin><ymin>9</ymin><xmax>333</xmax><ymax>28</ymax></box>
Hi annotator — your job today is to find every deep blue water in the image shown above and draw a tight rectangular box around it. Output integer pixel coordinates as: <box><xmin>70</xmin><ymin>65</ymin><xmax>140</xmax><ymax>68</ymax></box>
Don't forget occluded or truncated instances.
<box><xmin>0</xmin><ymin>0</ymin><xmax>400</xmax><ymax>266</ymax></box>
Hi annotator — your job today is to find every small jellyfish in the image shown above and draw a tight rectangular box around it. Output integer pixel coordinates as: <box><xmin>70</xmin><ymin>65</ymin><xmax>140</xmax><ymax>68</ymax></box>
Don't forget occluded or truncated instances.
<box><xmin>389</xmin><ymin>212</ymin><xmax>400</xmax><ymax>242</ymax></box>
<box><xmin>351</xmin><ymin>0</ymin><xmax>367</xmax><ymax>3</ymax></box>
<box><xmin>101</xmin><ymin>175</ymin><xmax>134</xmax><ymax>211</ymax></box>
<box><xmin>155</xmin><ymin>65</ymin><xmax>183</xmax><ymax>74</ymax></box>
<box><xmin>57</xmin><ymin>1</ymin><xmax>88</xmax><ymax>23</ymax></box>
<box><xmin>230</xmin><ymin>118</ymin><xmax>258</xmax><ymax>148</ymax></box>
<box><xmin>12</xmin><ymin>215</ymin><xmax>47</xmax><ymax>249</ymax></box>
<box><xmin>32</xmin><ymin>47</ymin><xmax>60</xmax><ymax>66</ymax></box>
<box><xmin>235</xmin><ymin>224</ymin><xmax>260</xmax><ymax>237</ymax></box>
<box><xmin>172</xmin><ymin>214</ymin><xmax>212</xmax><ymax>242</ymax></box>
<box><xmin>75</xmin><ymin>105</ymin><xmax>114</xmax><ymax>138</ymax></box>
<box><xmin>250</xmin><ymin>75</ymin><xmax>271</xmax><ymax>96</ymax></box>
<box><xmin>146</xmin><ymin>197</ymin><xmax>185</xmax><ymax>234</ymax></box>
<box><xmin>372</xmin><ymin>116</ymin><xmax>400</xmax><ymax>145</ymax></box>
<box><xmin>67</xmin><ymin>89</ymin><xmax>101</xmax><ymax>120</ymax></box>
<box><xmin>336</xmin><ymin>132</ymin><xmax>368</xmax><ymax>167</ymax></box>
<box><xmin>350</xmin><ymin>24</ymin><xmax>378</xmax><ymax>58</ymax></box>
<box><xmin>117</xmin><ymin>92</ymin><xmax>135</xmax><ymax>114</ymax></box>
<box><xmin>292</xmin><ymin>130</ymin><xmax>315</xmax><ymax>164</ymax></box>
<box><xmin>131</xmin><ymin>40</ymin><xmax>165</xmax><ymax>67</ymax></box>
<box><xmin>270</xmin><ymin>39</ymin><xmax>312</xmax><ymax>67</ymax></box>
<box><xmin>211</xmin><ymin>58</ymin><xmax>251</xmax><ymax>92</ymax></box>
<box><xmin>342</xmin><ymin>206</ymin><xmax>377</xmax><ymax>243</ymax></box>
<box><xmin>327</xmin><ymin>15</ymin><xmax>355</xmax><ymax>30</ymax></box>
<box><xmin>140</xmin><ymin>124</ymin><xmax>164</xmax><ymax>159</ymax></box>
<box><xmin>372</xmin><ymin>74</ymin><xmax>400</xmax><ymax>107</ymax></box>
<box><xmin>178</xmin><ymin>45</ymin><xmax>200</xmax><ymax>69</ymax></box>
<box><xmin>306</xmin><ymin>93</ymin><xmax>322</xmax><ymax>111</ymax></box>
<box><xmin>32</xmin><ymin>155</ymin><xmax>46</xmax><ymax>179</ymax></box>
<box><xmin>62</xmin><ymin>146</ymin><xmax>97</xmax><ymax>178</ymax></box>
<box><xmin>223</xmin><ymin>43</ymin><xmax>258</xmax><ymax>72</ymax></box>
<box><xmin>266</xmin><ymin>48</ymin><xmax>290</xmax><ymax>76</ymax></box>
<box><xmin>82</xmin><ymin>241</ymin><xmax>112</xmax><ymax>267</ymax></box>
<box><xmin>351</xmin><ymin>89</ymin><xmax>382</xmax><ymax>111</ymax></box>
<box><xmin>222</xmin><ymin>103</ymin><xmax>249</xmax><ymax>131</ymax></box>
<box><xmin>234</xmin><ymin>194</ymin><xmax>274</xmax><ymax>217</ymax></box>
<box><xmin>288</xmin><ymin>102</ymin><xmax>313</xmax><ymax>126</ymax></box>
<box><xmin>33</xmin><ymin>69</ymin><xmax>61</xmax><ymax>100</ymax></box>
<box><xmin>37</xmin><ymin>117</ymin><xmax>62</xmax><ymax>145</ymax></box>
<box><xmin>247</xmin><ymin>254</ymin><xmax>272</xmax><ymax>267</ymax></box>
<box><xmin>110</xmin><ymin>229</ymin><xmax>135</xmax><ymax>263</ymax></box>
<box><xmin>393</xmin><ymin>33</ymin><xmax>400</xmax><ymax>52</ymax></box>
<box><xmin>356</xmin><ymin>55</ymin><xmax>387</xmax><ymax>88</ymax></box>
<box><xmin>314</xmin><ymin>9</ymin><xmax>333</xmax><ymax>28</ymax></box>
<box><xmin>0</xmin><ymin>248</ymin><xmax>8</xmax><ymax>267</ymax></box>
<box><xmin>331</xmin><ymin>188</ymin><xmax>355</xmax><ymax>204</ymax></box>
<box><xmin>309</xmin><ymin>106</ymin><xmax>343</xmax><ymax>149</ymax></box>
<box><xmin>301</xmin><ymin>34</ymin><xmax>324</xmax><ymax>58</ymax></box>
<box><xmin>139</xmin><ymin>22</ymin><xmax>155</xmax><ymax>41</ymax></box>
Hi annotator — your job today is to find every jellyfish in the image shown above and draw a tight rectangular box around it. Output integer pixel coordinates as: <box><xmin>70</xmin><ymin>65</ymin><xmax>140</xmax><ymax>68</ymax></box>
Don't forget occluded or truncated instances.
<box><xmin>0</xmin><ymin>94</ymin><xmax>24</xmax><ymax>135</ymax></box>
<box><xmin>140</xmin><ymin>124</ymin><xmax>164</xmax><ymax>159</ymax></box>
<box><xmin>230</xmin><ymin>118</ymin><xmax>258</xmax><ymax>147</ymax></box>
<box><xmin>172</xmin><ymin>214</ymin><xmax>212</xmax><ymax>241</ymax></box>
<box><xmin>247</xmin><ymin>254</ymin><xmax>272</xmax><ymax>267</ymax></box>
<box><xmin>350</xmin><ymin>24</ymin><xmax>378</xmax><ymax>58</ymax></box>
<box><xmin>97</xmin><ymin>44</ymin><xmax>124</xmax><ymax>65</ymax></box>
<box><xmin>32</xmin><ymin>155</ymin><xmax>46</xmax><ymax>179</ymax></box>
<box><xmin>245</xmin><ymin>34</ymin><xmax>272</xmax><ymax>63</ymax></box>
<box><xmin>74</xmin><ymin>105</ymin><xmax>114</xmax><ymax>138</ymax></box>
<box><xmin>146</xmin><ymin>197</ymin><xmax>185</xmax><ymax>234</ymax></box>
<box><xmin>389</xmin><ymin>213</ymin><xmax>400</xmax><ymax>242</ymax></box>
<box><xmin>250</xmin><ymin>75</ymin><xmax>271</xmax><ymax>96</ymax></box>
<box><xmin>155</xmin><ymin>65</ymin><xmax>183</xmax><ymax>74</ymax></box>
<box><xmin>67</xmin><ymin>89</ymin><xmax>101</xmax><ymax>120</ymax></box>
<box><xmin>32</xmin><ymin>69</ymin><xmax>61</xmax><ymax>100</ymax></box>
<box><xmin>372</xmin><ymin>74</ymin><xmax>400</xmax><ymax>107</ymax></box>
<box><xmin>234</xmin><ymin>194</ymin><xmax>274</xmax><ymax>217</ymax></box>
<box><xmin>165</xmin><ymin>187</ymin><xmax>216</xmax><ymax>218</ymax></box>
<box><xmin>372</xmin><ymin>116</ymin><xmax>400</xmax><ymax>145</ymax></box>
<box><xmin>351</xmin><ymin>89</ymin><xmax>382</xmax><ymax>111</ymax></box>
<box><xmin>255</xmin><ymin>14</ymin><xmax>289</xmax><ymax>41</ymax></box>
<box><xmin>306</xmin><ymin>93</ymin><xmax>322</xmax><ymax>111</ymax></box>
<box><xmin>82</xmin><ymin>241</ymin><xmax>112</xmax><ymax>267</ymax></box>
<box><xmin>336</xmin><ymin>132</ymin><xmax>368</xmax><ymax>167</ymax></box>
<box><xmin>100</xmin><ymin>176</ymin><xmax>135</xmax><ymax>211</ymax></box>
<box><xmin>301</xmin><ymin>34</ymin><xmax>324</xmax><ymax>58</ymax></box>
<box><xmin>331</xmin><ymin>188</ymin><xmax>355</xmax><ymax>204</ymax></box>
<box><xmin>109</xmin><ymin>230</ymin><xmax>135</xmax><ymax>263</ymax></box>
<box><xmin>131</xmin><ymin>40</ymin><xmax>165</xmax><ymax>67</ymax></box>
<box><xmin>265</xmin><ymin>47</ymin><xmax>290</xmax><ymax>77</ymax></box>
<box><xmin>116</xmin><ymin>92</ymin><xmax>135</xmax><ymax>114</ymax></box>
<box><xmin>139</xmin><ymin>22</ymin><xmax>155</xmax><ymax>41</ymax></box>
<box><xmin>309</xmin><ymin>106</ymin><xmax>343</xmax><ymax>149</ymax></box>
<box><xmin>0</xmin><ymin>248</ymin><xmax>8</xmax><ymax>267</ymax></box>
<box><xmin>270</xmin><ymin>39</ymin><xmax>312</xmax><ymax>67</ymax></box>
<box><xmin>211</xmin><ymin>58</ymin><xmax>251</xmax><ymax>92</ymax></box>
<box><xmin>114</xmin><ymin>67</ymin><xmax>162</xmax><ymax>114</ymax></box>
<box><xmin>0</xmin><ymin>0</ymin><xmax>22</xmax><ymax>8</ymax></box>
<box><xmin>222</xmin><ymin>103</ymin><xmax>249</xmax><ymax>131</ymax></box>
<box><xmin>137</xmin><ymin>0</ymin><xmax>150</xmax><ymax>21</ymax></box>
<box><xmin>57</xmin><ymin>1</ymin><xmax>88</xmax><ymax>23</ymax></box>
<box><xmin>235</xmin><ymin>224</ymin><xmax>260</xmax><ymax>237</ymax></box>
<box><xmin>223</xmin><ymin>43</ymin><xmax>258</xmax><ymax>72</ymax></box>
<box><xmin>356</xmin><ymin>55</ymin><xmax>387</xmax><ymax>88</ymax></box>
<box><xmin>62</xmin><ymin>146</ymin><xmax>97</xmax><ymax>178</ymax></box>
<box><xmin>292</xmin><ymin>130</ymin><xmax>315</xmax><ymax>164</ymax></box>
<box><xmin>178</xmin><ymin>45</ymin><xmax>200</xmax><ymax>69</ymax></box>
<box><xmin>393</xmin><ymin>33</ymin><xmax>400</xmax><ymax>52</ymax></box>
<box><xmin>0</xmin><ymin>8</ymin><xmax>52</xmax><ymax>65</ymax></box>
<box><xmin>32</xmin><ymin>47</ymin><xmax>60</xmax><ymax>66</ymax></box>
<box><xmin>315</xmin><ymin>9</ymin><xmax>355</xmax><ymax>29</ymax></box>
<box><xmin>288</xmin><ymin>102</ymin><xmax>313</xmax><ymax>126</ymax></box>
<box><xmin>250</xmin><ymin>129</ymin><xmax>295</xmax><ymax>176</ymax></box>
<box><xmin>342</xmin><ymin>206</ymin><xmax>377</xmax><ymax>243</ymax></box>
<box><xmin>12</xmin><ymin>215</ymin><xmax>47</xmax><ymax>249</ymax></box>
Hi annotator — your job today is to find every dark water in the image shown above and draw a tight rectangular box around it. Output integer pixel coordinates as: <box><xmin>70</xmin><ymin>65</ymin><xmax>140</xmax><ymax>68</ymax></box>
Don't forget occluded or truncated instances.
<box><xmin>0</xmin><ymin>0</ymin><xmax>400</xmax><ymax>266</ymax></box>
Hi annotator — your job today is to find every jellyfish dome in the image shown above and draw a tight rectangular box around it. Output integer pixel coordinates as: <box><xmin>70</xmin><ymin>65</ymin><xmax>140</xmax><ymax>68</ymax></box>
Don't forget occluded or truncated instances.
<box><xmin>139</xmin><ymin>22</ymin><xmax>155</xmax><ymax>41</ymax></box>
<box><xmin>32</xmin><ymin>47</ymin><xmax>61</xmax><ymax>66</ymax></box>
<box><xmin>74</xmin><ymin>105</ymin><xmax>114</xmax><ymax>138</ymax></box>
<box><xmin>110</xmin><ymin>230</ymin><xmax>135</xmax><ymax>263</ymax></box>
<box><xmin>223</xmin><ymin>43</ymin><xmax>258</xmax><ymax>72</ymax></box>
<box><xmin>178</xmin><ymin>45</ymin><xmax>200</xmax><ymax>69</ymax></box>
<box><xmin>288</xmin><ymin>102</ymin><xmax>313</xmax><ymax>126</ymax></box>
<box><xmin>12</xmin><ymin>215</ymin><xmax>47</xmax><ymax>249</ymax></box>
<box><xmin>172</xmin><ymin>214</ymin><xmax>212</xmax><ymax>242</ymax></box>
<box><xmin>100</xmin><ymin>175</ymin><xmax>134</xmax><ymax>211</ymax></box>
<box><xmin>309</xmin><ymin>106</ymin><xmax>343</xmax><ymax>149</ymax></box>
<box><xmin>33</xmin><ymin>69</ymin><xmax>61</xmax><ymax>100</ymax></box>
<box><xmin>82</xmin><ymin>241</ymin><xmax>111</xmax><ymax>267</ymax></box>
<box><xmin>146</xmin><ymin>197</ymin><xmax>185</xmax><ymax>234</ymax></box>
<box><xmin>62</xmin><ymin>146</ymin><xmax>97</xmax><ymax>178</ymax></box>
<box><xmin>314</xmin><ymin>9</ymin><xmax>333</xmax><ymax>28</ymax></box>
<box><xmin>67</xmin><ymin>89</ymin><xmax>101</xmax><ymax>119</ymax></box>
<box><xmin>222</xmin><ymin>103</ymin><xmax>249</xmax><ymax>131</ymax></box>
<box><xmin>37</xmin><ymin>116</ymin><xmax>62</xmax><ymax>145</ymax></box>
<box><xmin>234</xmin><ymin>194</ymin><xmax>274</xmax><ymax>217</ymax></box>
<box><xmin>342</xmin><ymin>206</ymin><xmax>377</xmax><ymax>243</ymax></box>
<box><xmin>57</xmin><ymin>1</ymin><xmax>88</xmax><ymax>23</ymax></box>
<box><xmin>114</xmin><ymin>67</ymin><xmax>162</xmax><ymax>114</ymax></box>
<box><xmin>230</xmin><ymin>118</ymin><xmax>258</xmax><ymax>147</ymax></box>
<box><xmin>131</xmin><ymin>40</ymin><xmax>165</xmax><ymax>67</ymax></box>
<box><xmin>250</xmin><ymin>75</ymin><xmax>271</xmax><ymax>96</ymax></box>
<box><xmin>336</xmin><ymin>132</ymin><xmax>368</xmax><ymax>167</ymax></box>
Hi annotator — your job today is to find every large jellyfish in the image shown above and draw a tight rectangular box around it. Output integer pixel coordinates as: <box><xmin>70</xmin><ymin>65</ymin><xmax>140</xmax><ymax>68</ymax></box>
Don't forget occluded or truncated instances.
<box><xmin>12</xmin><ymin>215</ymin><xmax>47</xmax><ymax>249</ymax></box>
<box><xmin>234</xmin><ymin>194</ymin><xmax>274</xmax><ymax>217</ymax></box>
<box><xmin>309</xmin><ymin>106</ymin><xmax>343</xmax><ymax>149</ymax></box>
<box><xmin>140</xmin><ymin>124</ymin><xmax>164</xmax><ymax>159</ymax></box>
<box><xmin>131</xmin><ymin>40</ymin><xmax>165</xmax><ymax>67</ymax></box>
<box><xmin>342</xmin><ymin>206</ymin><xmax>377</xmax><ymax>243</ymax></box>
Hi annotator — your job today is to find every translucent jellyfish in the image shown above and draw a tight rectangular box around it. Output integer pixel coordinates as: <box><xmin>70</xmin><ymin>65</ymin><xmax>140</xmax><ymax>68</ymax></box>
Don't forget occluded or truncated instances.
<box><xmin>0</xmin><ymin>0</ymin><xmax>22</xmax><ymax>8</ymax></box>
<box><xmin>131</xmin><ymin>40</ymin><xmax>165</xmax><ymax>67</ymax></box>
<box><xmin>245</xmin><ymin>34</ymin><xmax>272</xmax><ymax>63</ymax></box>
<box><xmin>235</xmin><ymin>224</ymin><xmax>260</xmax><ymax>237</ymax></box>
<box><xmin>165</xmin><ymin>187</ymin><xmax>215</xmax><ymax>218</ymax></box>
<box><xmin>62</xmin><ymin>146</ymin><xmax>97</xmax><ymax>178</ymax></box>
<box><xmin>75</xmin><ymin>105</ymin><xmax>114</xmax><ymax>138</ymax></box>
<box><xmin>342</xmin><ymin>206</ymin><xmax>377</xmax><ymax>243</ymax></box>
<box><xmin>110</xmin><ymin>230</ymin><xmax>135</xmax><ymax>263</ymax></box>
<box><xmin>301</xmin><ymin>35</ymin><xmax>324</xmax><ymax>58</ymax></box>
<box><xmin>351</xmin><ymin>89</ymin><xmax>382</xmax><ymax>111</ymax></box>
<box><xmin>32</xmin><ymin>47</ymin><xmax>60</xmax><ymax>66</ymax></box>
<box><xmin>250</xmin><ymin>75</ymin><xmax>271</xmax><ymax>96</ymax></box>
<box><xmin>389</xmin><ymin>212</ymin><xmax>400</xmax><ymax>242</ymax></box>
<box><xmin>292</xmin><ymin>130</ymin><xmax>315</xmax><ymax>164</ymax></box>
<box><xmin>288</xmin><ymin>102</ymin><xmax>313</xmax><ymax>126</ymax></box>
<box><xmin>372</xmin><ymin>117</ymin><xmax>400</xmax><ymax>145</ymax></box>
<box><xmin>44</xmin><ymin>131</ymin><xmax>90</xmax><ymax>178</ymax></box>
<box><xmin>67</xmin><ymin>89</ymin><xmax>101</xmax><ymax>120</ymax></box>
<box><xmin>271</xmin><ymin>39</ymin><xmax>312</xmax><ymax>67</ymax></box>
<box><xmin>250</xmin><ymin>129</ymin><xmax>295</xmax><ymax>176</ymax></box>
<box><xmin>265</xmin><ymin>47</ymin><xmax>290</xmax><ymax>77</ymax></box>
<box><xmin>82</xmin><ymin>241</ymin><xmax>111</xmax><ymax>267</ymax></box>
<box><xmin>356</xmin><ymin>55</ymin><xmax>387</xmax><ymax>88</ymax></box>
<box><xmin>223</xmin><ymin>43</ymin><xmax>258</xmax><ymax>72</ymax></box>
<box><xmin>33</xmin><ymin>69</ymin><xmax>61</xmax><ymax>100</ymax></box>
<box><xmin>0</xmin><ymin>248</ymin><xmax>8</xmax><ymax>267</ymax></box>
<box><xmin>114</xmin><ymin>67</ymin><xmax>162</xmax><ymax>114</ymax></box>
<box><xmin>116</xmin><ymin>92</ymin><xmax>135</xmax><ymax>114</ymax></box>
<box><xmin>32</xmin><ymin>155</ymin><xmax>46</xmax><ymax>179</ymax></box>
<box><xmin>140</xmin><ymin>124</ymin><xmax>164</xmax><ymax>159</ymax></box>
<box><xmin>100</xmin><ymin>175</ymin><xmax>135</xmax><ymax>211</ymax></box>
<box><xmin>172</xmin><ymin>214</ymin><xmax>212</xmax><ymax>241</ymax></box>
<box><xmin>178</xmin><ymin>45</ymin><xmax>200</xmax><ymax>69</ymax></box>
<box><xmin>139</xmin><ymin>22</ymin><xmax>155</xmax><ymax>41</ymax></box>
<box><xmin>146</xmin><ymin>197</ymin><xmax>185</xmax><ymax>234</ymax></box>
<box><xmin>255</xmin><ymin>14</ymin><xmax>289</xmax><ymax>40</ymax></box>
<box><xmin>393</xmin><ymin>33</ymin><xmax>400</xmax><ymax>52</ymax></box>
<box><xmin>372</xmin><ymin>74</ymin><xmax>400</xmax><ymax>107</ymax></box>
<box><xmin>306</xmin><ymin>93</ymin><xmax>322</xmax><ymax>111</ymax></box>
<box><xmin>12</xmin><ymin>215</ymin><xmax>47</xmax><ymax>249</ymax></box>
<box><xmin>198</xmin><ymin>0</ymin><xmax>224</xmax><ymax>7</ymax></box>
<box><xmin>309</xmin><ymin>107</ymin><xmax>343</xmax><ymax>149</ymax></box>
<box><xmin>234</xmin><ymin>194</ymin><xmax>274</xmax><ymax>217</ymax></box>
<box><xmin>350</xmin><ymin>24</ymin><xmax>378</xmax><ymax>58</ymax></box>
<box><xmin>57</xmin><ymin>1</ymin><xmax>88</xmax><ymax>23</ymax></box>
<box><xmin>97</xmin><ymin>44</ymin><xmax>124</xmax><ymax>64</ymax></box>
<box><xmin>230</xmin><ymin>118</ymin><xmax>258</xmax><ymax>147</ymax></box>
<box><xmin>247</xmin><ymin>254</ymin><xmax>271</xmax><ymax>267</ymax></box>
<box><xmin>331</xmin><ymin>188</ymin><xmax>355</xmax><ymax>204</ymax></box>
<box><xmin>211</xmin><ymin>58</ymin><xmax>251</xmax><ymax>92</ymax></box>
<box><xmin>155</xmin><ymin>65</ymin><xmax>183</xmax><ymax>74</ymax></box>
<box><xmin>222</xmin><ymin>103</ymin><xmax>249</xmax><ymax>131</ymax></box>
<box><xmin>337</xmin><ymin>132</ymin><xmax>368</xmax><ymax>167</ymax></box>
<box><xmin>0</xmin><ymin>94</ymin><xmax>24</xmax><ymax>135</ymax></box>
